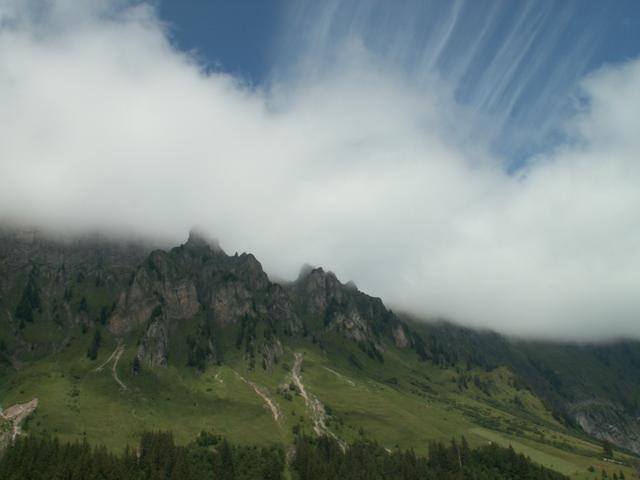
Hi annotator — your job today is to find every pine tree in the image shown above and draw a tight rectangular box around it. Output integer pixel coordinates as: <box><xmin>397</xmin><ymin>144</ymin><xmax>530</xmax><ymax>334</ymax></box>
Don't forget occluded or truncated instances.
<box><xmin>132</xmin><ymin>356</ymin><xmax>141</xmax><ymax>375</ymax></box>
<box><xmin>15</xmin><ymin>268</ymin><xmax>41</xmax><ymax>323</ymax></box>
<box><xmin>603</xmin><ymin>439</ymin><xmax>614</xmax><ymax>459</ymax></box>
<box><xmin>87</xmin><ymin>329</ymin><xmax>102</xmax><ymax>360</ymax></box>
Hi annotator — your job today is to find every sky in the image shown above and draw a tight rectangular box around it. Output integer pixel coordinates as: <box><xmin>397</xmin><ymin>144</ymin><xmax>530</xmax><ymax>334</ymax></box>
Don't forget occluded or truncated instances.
<box><xmin>1</xmin><ymin>0</ymin><xmax>640</xmax><ymax>340</ymax></box>
<box><xmin>159</xmin><ymin>0</ymin><xmax>640</xmax><ymax>162</ymax></box>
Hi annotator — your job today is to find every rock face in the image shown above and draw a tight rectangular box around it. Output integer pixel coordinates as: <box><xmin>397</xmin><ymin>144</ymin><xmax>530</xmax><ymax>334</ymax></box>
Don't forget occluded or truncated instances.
<box><xmin>103</xmin><ymin>233</ymin><xmax>412</xmax><ymax>369</ymax></box>
<box><xmin>106</xmin><ymin>233</ymin><xmax>306</xmax><ymax>367</ymax></box>
<box><xmin>292</xmin><ymin>267</ymin><xmax>405</xmax><ymax>346</ymax></box>
<box><xmin>109</xmin><ymin>250</ymin><xmax>201</xmax><ymax>336</ymax></box>
<box><xmin>573</xmin><ymin>400</ymin><xmax>640</xmax><ymax>454</ymax></box>
<box><xmin>0</xmin><ymin>398</ymin><xmax>38</xmax><ymax>450</ymax></box>
<box><xmin>260</xmin><ymin>338</ymin><xmax>284</xmax><ymax>372</ymax></box>
<box><xmin>392</xmin><ymin>324</ymin><xmax>412</xmax><ymax>348</ymax></box>
<box><xmin>0</xmin><ymin>227</ymin><xmax>153</xmax><ymax>354</ymax></box>
<box><xmin>137</xmin><ymin>320</ymin><xmax>169</xmax><ymax>368</ymax></box>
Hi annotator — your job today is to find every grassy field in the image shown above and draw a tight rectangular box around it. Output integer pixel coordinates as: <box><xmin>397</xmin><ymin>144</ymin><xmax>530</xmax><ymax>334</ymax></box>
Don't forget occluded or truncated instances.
<box><xmin>0</xmin><ymin>329</ymin><xmax>637</xmax><ymax>479</ymax></box>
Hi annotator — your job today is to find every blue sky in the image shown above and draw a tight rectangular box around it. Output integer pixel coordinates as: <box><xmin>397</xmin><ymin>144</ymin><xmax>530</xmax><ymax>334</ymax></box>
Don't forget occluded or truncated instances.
<box><xmin>157</xmin><ymin>1</ymin><xmax>284</xmax><ymax>82</ymax></box>
<box><xmin>159</xmin><ymin>0</ymin><xmax>640</xmax><ymax>164</ymax></box>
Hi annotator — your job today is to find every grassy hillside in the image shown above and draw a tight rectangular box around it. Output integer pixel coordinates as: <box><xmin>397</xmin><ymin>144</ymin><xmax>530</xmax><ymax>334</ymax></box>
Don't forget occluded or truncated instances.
<box><xmin>1</xmin><ymin>328</ymin><xmax>636</xmax><ymax>480</ymax></box>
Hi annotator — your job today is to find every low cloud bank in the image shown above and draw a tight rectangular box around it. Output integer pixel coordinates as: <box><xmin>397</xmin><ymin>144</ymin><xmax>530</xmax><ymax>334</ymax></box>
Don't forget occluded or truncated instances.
<box><xmin>1</xmin><ymin>1</ymin><xmax>639</xmax><ymax>340</ymax></box>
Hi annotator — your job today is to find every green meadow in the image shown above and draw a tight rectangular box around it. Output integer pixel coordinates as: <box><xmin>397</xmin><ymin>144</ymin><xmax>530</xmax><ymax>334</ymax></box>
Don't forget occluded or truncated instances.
<box><xmin>1</xmin><ymin>328</ymin><xmax>636</xmax><ymax>480</ymax></box>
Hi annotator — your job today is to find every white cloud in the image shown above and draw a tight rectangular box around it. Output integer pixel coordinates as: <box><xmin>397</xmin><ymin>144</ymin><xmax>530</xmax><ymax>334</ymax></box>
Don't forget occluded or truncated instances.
<box><xmin>1</xmin><ymin>1</ymin><xmax>639</xmax><ymax>340</ymax></box>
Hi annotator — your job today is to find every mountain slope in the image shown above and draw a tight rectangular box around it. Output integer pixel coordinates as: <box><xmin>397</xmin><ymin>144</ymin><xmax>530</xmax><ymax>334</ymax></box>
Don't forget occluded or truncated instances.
<box><xmin>403</xmin><ymin>319</ymin><xmax>640</xmax><ymax>454</ymax></box>
<box><xmin>0</xmin><ymin>228</ymin><xmax>638</xmax><ymax>479</ymax></box>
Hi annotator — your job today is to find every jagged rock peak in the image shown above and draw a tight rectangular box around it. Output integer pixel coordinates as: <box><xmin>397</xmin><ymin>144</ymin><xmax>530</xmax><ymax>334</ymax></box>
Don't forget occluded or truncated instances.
<box><xmin>296</xmin><ymin>263</ymin><xmax>315</xmax><ymax>281</ymax></box>
<box><xmin>344</xmin><ymin>280</ymin><xmax>358</xmax><ymax>291</ymax></box>
<box><xmin>296</xmin><ymin>264</ymin><xmax>339</xmax><ymax>283</ymax></box>
<box><xmin>236</xmin><ymin>252</ymin><xmax>263</xmax><ymax>270</ymax></box>
<box><xmin>184</xmin><ymin>228</ymin><xmax>222</xmax><ymax>253</ymax></box>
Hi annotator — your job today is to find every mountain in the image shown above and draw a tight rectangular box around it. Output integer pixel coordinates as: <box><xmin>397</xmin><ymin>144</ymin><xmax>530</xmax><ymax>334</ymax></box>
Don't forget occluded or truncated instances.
<box><xmin>403</xmin><ymin>320</ymin><xmax>640</xmax><ymax>456</ymax></box>
<box><xmin>0</xmin><ymin>227</ymin><xmax>638</xmax><ymax>478</ymax></box>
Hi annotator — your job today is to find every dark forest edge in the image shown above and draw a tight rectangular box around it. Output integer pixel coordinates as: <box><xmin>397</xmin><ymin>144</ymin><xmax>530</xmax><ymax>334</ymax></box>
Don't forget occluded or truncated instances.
<box><xmin>0</xmin><ymin>431</ymin><xmax>570</xmax><ymax>480</ymax></box>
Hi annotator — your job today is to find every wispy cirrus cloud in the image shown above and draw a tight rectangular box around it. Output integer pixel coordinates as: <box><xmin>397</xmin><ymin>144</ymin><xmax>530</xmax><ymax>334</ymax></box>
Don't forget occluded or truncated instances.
<box><xmin>274</xmin><ymin>0</ymin><xmax>630</xmax><ymax>163</ymax></box>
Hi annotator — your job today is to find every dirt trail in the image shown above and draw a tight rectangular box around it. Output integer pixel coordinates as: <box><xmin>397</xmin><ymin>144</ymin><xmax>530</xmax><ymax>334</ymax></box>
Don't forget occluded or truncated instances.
<box><xmin>1</xmin><ymin>398</ymin><xmax>38</xmax><ymax>441</ymax></box>
<box><xmin>112</xmin><ymin>344</ymin><xmax>128</xmax><ymax>390</ymax></box>
<box><xmin>95</xmin><ymin>343</ymin><xmax>128</xmax><ymax>391</ymax></box>
<box><xmin>292</xmin><ymin>353</ymin><xmax>345</xmax><ymax>450</ymax></box>
<box><xmin>235</xmin><ymin>373</ymin><xmax>280</xmax><ymax>423</ymax></box>
<box><xmin>323</xmin><ymin>366</ymin><xmax>356</xmax><ymax>386</ymax></box>
<box><xmin>95</xmin><ymin>345</ymin><xmax>119</xmax><ymax>372</ymax></box>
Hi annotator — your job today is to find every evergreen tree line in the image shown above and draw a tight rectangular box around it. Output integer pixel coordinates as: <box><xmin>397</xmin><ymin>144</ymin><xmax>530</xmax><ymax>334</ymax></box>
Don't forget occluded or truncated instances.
<box><xmin>292</xmin><ymin>435</ymin><xmax>568</xmax><ymax>480</ymax></box>
<box><xmin>0</xmin><ymin>431</ymin><xmax>284</xmax><ymax>480</ymax></box>
<box><xmin>0</xmin><ymin>430</ymin><xmax>573</xmax><ymax>480</ymax></box>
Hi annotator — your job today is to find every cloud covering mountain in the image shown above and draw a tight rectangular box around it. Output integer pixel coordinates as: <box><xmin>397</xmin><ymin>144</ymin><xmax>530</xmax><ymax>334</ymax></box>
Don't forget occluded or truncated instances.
<box><xmin>1</xmin><ymin>0</ymin><xmax>639</xmax><ymax>339</ymax></box>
